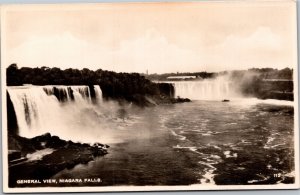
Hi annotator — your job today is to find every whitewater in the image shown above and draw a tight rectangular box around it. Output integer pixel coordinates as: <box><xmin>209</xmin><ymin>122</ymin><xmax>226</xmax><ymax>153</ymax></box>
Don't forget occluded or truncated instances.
<box><xmin>6</xmin><ymin>80</ymin><xmax>295</xmax><ymax>185</ymax></box>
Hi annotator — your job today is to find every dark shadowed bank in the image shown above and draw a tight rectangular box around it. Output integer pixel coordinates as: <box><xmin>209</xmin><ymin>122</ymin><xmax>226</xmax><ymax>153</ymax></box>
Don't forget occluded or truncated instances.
<box><xmin>6</xmin><ymin>64</ymin><xmax>192</xmax><ymax>188</ymax></box>
<box><xmin>7</xmin><ymin>64</ymin><xmax>294</xmax><ymax>102</ymax></box>
<box><xmin>8</xmin><ymin>133</ymin><xmax>109</xmax><ymax>188</ymax></box>
<box><xmin>6</xmin><ymin>64</ymin><xmax>190</xmax><ymax>107</ymax></box>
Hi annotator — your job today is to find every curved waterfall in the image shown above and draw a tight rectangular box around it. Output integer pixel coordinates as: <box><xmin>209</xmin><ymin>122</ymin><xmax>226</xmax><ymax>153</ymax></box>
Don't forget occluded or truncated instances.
<box><xmin>172</xmin><ymin>79</ymin><xmax>239</xmax><ymax>100</ymax></box>
<box><xmin>7</xmin><ymin>85</ymin><xmax>103</xmax><ymax>139</ymax></box>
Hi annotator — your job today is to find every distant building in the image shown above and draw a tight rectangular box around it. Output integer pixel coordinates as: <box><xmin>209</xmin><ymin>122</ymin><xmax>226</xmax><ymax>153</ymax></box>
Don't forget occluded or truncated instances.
<box><xmin>167</xmin><ymin>76</ymin><xmax>197</xmax><ymax>80</ymax></box>
<box><xmin>263</xmin><ymin>79</ymin><xmax>292</xmax><ymax>82</ymax></box>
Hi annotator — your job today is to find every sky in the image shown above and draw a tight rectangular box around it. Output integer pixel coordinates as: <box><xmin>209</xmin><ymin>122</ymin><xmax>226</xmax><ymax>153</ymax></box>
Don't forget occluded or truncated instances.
<box><xmin>2</xmin><ymin>1</ymin><xmax>297</xmax><ymax>74</ymax></box>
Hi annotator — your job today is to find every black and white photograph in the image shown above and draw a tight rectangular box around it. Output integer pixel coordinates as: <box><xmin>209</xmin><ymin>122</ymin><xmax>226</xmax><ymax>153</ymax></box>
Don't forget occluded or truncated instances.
<box><xmin>1</xmin><ymin>1</ymin><xmax>299</xmax><ymax>192</ymax></box>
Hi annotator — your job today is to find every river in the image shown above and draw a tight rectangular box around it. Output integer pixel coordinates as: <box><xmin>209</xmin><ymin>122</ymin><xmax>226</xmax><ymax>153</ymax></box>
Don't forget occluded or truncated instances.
<box><xmin>7</xmin><ymin>83</ymin><xmax>295</xmax><ymax>186</ymax></box>
<box><xmin>52</xmin><ymin>99</ymin><xmax>294</xmax><ymax>186</ymax></box>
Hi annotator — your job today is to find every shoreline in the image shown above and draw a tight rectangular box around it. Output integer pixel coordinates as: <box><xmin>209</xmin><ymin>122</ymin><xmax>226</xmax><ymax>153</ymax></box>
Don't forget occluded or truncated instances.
<box><xmin>8</xmin><ymin>133</ymin><xmax>109</xmax><ymax>188</ymax></box>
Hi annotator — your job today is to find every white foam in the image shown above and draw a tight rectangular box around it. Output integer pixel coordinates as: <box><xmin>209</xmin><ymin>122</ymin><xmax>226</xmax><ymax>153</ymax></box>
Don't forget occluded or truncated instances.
<box><xmin>264</xmin><ymin>137</ymin><xmax>276</xmax><ymax>149</ymax></box>
<box><xmin>199</xmin><ymin>169</ymin><xmax>216</xmax><ymax>185</ymax></box>
<box><xmin>201</xmin><ymin>133</ymin><xmax>212</xmax><ymax>136</ymax></box>
<box><xmin>210</xmin><ymin>154</ymin><xmax>221</xmax><ymax>159</ymax></box>
<box><xmin>240</xmin><ymin>139</ymin><xmax>252</xmax><ymax>145</ymax></box>
<box><xmin>173</xmin><ymin>145</ymin><xmax>197</xmax><ymax>152</ymax></box>
<box><xmin>212</xmin><ymin>145</ymin><xmax>222</xmax><ymax>150</ymax></box>
<box><xmin>26</xmin><ymin>148</ymin><xmax>55</xmax><ymax>161</ymax></box>
<box><xmin>232</xmin><ymin>98</ymin><xmax>294</xmax><ymax>107</ymax></box>
<box><xmin>284</xmin><ymin>171</ymin><xmax>295</xmax><ymax>177</ymax></box>
<box><xmin>170</xmin><ymin>130</ymin><xmax>186</xmax><ymax>141</ymax></box>
<box><xmin>247</xmin><ymin>175</ymin><xmax>269</xmax><ymax>184</ymax></box>
<box><xmin>198</xmin><ymin>161</ymin><xmax>217</xmax><ymax>185</ymax></box>
<box><xmin>224</xmin><ymin>150</ymin><xmax>238</xmax><ymax>158</ymax></box>
<box><xmin>270</xmin><ymin>143</ymin><xmax>286</xmax><ymax>149</ymax></box>
<box><xmin>225</xmin><ymin>122</ymin><xmax>238</xmax><ymax>125</ymax></box>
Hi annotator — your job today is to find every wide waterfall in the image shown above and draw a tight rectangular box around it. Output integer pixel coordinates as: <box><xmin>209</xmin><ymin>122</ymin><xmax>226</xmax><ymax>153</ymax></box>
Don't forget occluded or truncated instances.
<box><xmin>172</xmin><ymin>77</ymin><xmax>240</xmax><ymax>100</ymax></box>
<box><xmin>7</xmin><ymin>85</ymin><xmax>104</xmax><ymax>142</ymax></box>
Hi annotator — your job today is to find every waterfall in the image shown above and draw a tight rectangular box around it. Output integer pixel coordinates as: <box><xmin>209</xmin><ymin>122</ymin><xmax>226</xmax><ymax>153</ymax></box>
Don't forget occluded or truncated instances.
<box><xmin>94</xmin><ymin>85</ymin><xmax>103</xmax><ymax>102</ymax></box>
<box><xmin>172</xmin><ymin>78</ymin><xmax>239</xmax><ymax>100</ymax></box>
<box><xmin>7</xmin><ymin>85</ymin><xmax>103</xmax><ymax>141</ymax></box>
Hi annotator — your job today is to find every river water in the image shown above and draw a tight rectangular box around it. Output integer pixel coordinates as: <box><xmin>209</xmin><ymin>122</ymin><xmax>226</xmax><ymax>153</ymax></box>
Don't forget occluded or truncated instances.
<box><xmin>7</xmin><ymin>84</ymin><xmax>295</xmax><ymax>186</ymax></box>
<box><xmin>52</xmin><ymin>99</ymin><xmax>295</xmax><ymax>186</ymax></box>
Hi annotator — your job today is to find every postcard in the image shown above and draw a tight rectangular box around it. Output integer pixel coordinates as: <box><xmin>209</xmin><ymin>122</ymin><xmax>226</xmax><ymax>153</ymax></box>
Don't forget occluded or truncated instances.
<box><xmin>1</xmin><ymin>1</ymin><xmax>299</xmax><ymax>193</ymax></box>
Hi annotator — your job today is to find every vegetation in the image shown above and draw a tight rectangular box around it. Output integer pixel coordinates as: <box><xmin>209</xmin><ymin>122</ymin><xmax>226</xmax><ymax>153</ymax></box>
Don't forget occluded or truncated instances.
<box><xmin>145</xmin><ymin>67</ymin><xmax>293</xmax><ymax>81</ymax></box>
<box><xmin>145</xmin><ymin>67</ymin><xmax>294</xmax><ymax>101</ymax></box>
<box><xmin>228</xmin><ymin>68</ymin><xmax>293</xmax><ymax>100</ymax></box>
<box><xmin>7</xmin><ymin>64</ymin><xmax>294</xmax><ymax>102</ymax></box>
<box><xmin>6</xmin><ymin>64</ymin><xmax>187</xmax><ymax>106</ymax></box>
<box><xmin>145</xmin><ymin>71</ymin><xmax>216</xmax><ymax>81</ymax></box>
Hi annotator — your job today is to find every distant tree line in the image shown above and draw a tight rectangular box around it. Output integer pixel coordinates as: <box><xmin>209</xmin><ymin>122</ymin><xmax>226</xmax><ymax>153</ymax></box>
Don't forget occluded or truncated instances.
<box><xmin>226</xmin><ymin>67</ymin><xmax>293</xmax><ymax>80</ymax></box>
<box><xmin>7</xmin><ymin>64</ymin><xmax>294</xmax><ymax>102</ymax></box>
<box><xmin>145</xmin><ymin>67</ymin><xmax>294</xmax><ymax>101</ymax></box>
<box><xmin>6</xmin><ymin>64</ymin><xmax>176</xmax><ymax>105</ymax></box>
<box><xmin>227</xmin><ymin>68</ymin><xmax>294</xmax><ymax>100</ymax></box>
<box><xmin>146</xmin><ymin>67</ymin><xmax>293</xmax><ymax>81</ymax></box>
<box><xmin>145</xmin><ymin>72</ymin><xmax>216</xmax><ymax>81</ymax></box>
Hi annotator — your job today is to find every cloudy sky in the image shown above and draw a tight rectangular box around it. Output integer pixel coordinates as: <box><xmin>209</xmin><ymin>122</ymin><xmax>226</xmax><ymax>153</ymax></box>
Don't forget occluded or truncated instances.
<box><xmin>2</xmin><ymin>1</ymin><xmax>297</xmax><ymax>73</ymax></box>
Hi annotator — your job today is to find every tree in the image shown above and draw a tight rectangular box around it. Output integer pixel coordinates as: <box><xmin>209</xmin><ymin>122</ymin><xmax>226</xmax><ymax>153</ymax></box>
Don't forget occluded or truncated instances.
<box><xmin>7</xmin><ymin>64</ymin><xmax>20</xmax><ymax>86</ymax></box>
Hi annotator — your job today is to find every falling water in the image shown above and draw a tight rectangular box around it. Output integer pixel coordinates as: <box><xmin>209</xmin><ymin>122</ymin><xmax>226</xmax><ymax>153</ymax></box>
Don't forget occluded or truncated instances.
<box><xmin>7</xmin><ymin>85</ymin><xmax>103</xmax><ymax>142</ymax></box>
<box><xmin>94</xmin><ymin>85</ymin><xmax>103</xmax><ymax>101</ymax></box>
<box><xmin>172</xmin><ymin>78</ymin><xmax>239</xmax><ymax>100</ymax></box>
<box><xmin>7</xmin><ymin>83</ymin><xmax>295</xmax><ymax>186</ymax></box>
